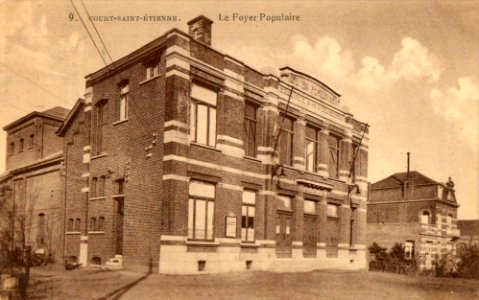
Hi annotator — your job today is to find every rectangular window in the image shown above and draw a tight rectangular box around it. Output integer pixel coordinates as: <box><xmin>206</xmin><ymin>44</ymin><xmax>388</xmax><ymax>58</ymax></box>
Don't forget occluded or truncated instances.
<box><xmin>28</xmin><ymin>134</ymin><xmax>34</xmax><ymax>149</ymax></box>
<box><xmin>351</xmin><ymin>143</ymin><xmax>362</xmax><ymax>178</ymax></box>
<box><xmin>305</xmin><ymin>126</ymin><xmax>320</xmax><ymax>172</ymax></box>
<box><xmin>241</xmin><ymin>190</ymin><xmax>256</xmax><ymax>242</ymax></box>
<box><xmin>8</xmin><ymin>142</ymin><xmax>14</xmax><ymax>155</ymax></box>
<box><xmin>405</xmin><ymin>240</ymin><xmax>414</xmax><ymax>260</ymax></box>
<box><xmin>68</xmin><ymin>219</ymin><xmax>74</xmax><ymax>232</ymax></box>
<box><xmin>188</xmin><ymin>180</ymin><xmax>215</xmax><ymax>240</ymax></box>
<box><xmin>98</xmin><ymin>217</ymin><xmax>104</xmax><ymax>231</ymax></box>
<box><xmin>75</xmin><ymin>218</ymin><xmax>81</xmax><ymax>231</ymax></box>
<box><xmin>91</xmin><ymin>177</ymin><xmax>98</xmax><ymax>198</ymax></box>
<box><xmin>328</xmin><ymin>135</ymin><xmax>340</xmax><ymax>178</ymax></box>
<box><xmin>37</xmin><ymin>213</ymin><xmax>45</xmax><ymax>244</ymax></box>
<box><xmin>279</xmin><ymin>115</ymin><xmax>294</xmax><ymax>166</ymax></box>
<box><xmin>98</xmin><ymin>176</ymin><xmax>106</xmax><ymax>197</ymax></box>
<box><xmin>95</xmin><ymin>101</ymin><xmax>108</xmax><ymax>154</ymax></box>
<box><xmin>278</xmin><ymin>195</ymin><xmax>293</xmax><ymax>211</ymax></box>
<box><xmin>90</xmin><ymin>217</ymin><xmax>96</xmax><ymax>231</ymax></box>
<box><xmin>119</xmin><ymin>83</ymin><xmax>129</xmax><ymax>121</ymax></box>
<box><xmin>304</xmin><ymin>200</ymin><xmax>317</xmax><ymax>214</ymax></box>
<box><xmin>244</xmin><ymin>101</ymin><xmax>257</xmax><ymax>157</ymax></box>
<box><xmin>190</xmin><ymin>84</ymin><xmax>217</xmax><ymax>147</ymax></box>
<box><xmin>327</xmin><ymin>204</ymin><xmax>339</xmax><ymax>217</ymax></box>
<box><xmin>146</xmin><ymin>61</ymin><xmax>160</xmax><ymax>80</ymax></box>
<box><xmin>19</xmin><ymin>139</ymin><xmax>24</xmax><ymax>153</ymax></box>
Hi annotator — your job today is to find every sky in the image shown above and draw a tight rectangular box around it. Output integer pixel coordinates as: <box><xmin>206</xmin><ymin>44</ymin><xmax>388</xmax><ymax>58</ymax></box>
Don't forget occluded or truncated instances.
<box><xmin>0</xmin><ymin>1</ymin><xmax>477</xmax><ymax>219</ymax></box>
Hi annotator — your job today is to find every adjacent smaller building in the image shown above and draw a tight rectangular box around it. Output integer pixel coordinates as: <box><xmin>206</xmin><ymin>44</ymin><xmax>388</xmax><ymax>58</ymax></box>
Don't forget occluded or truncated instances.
<box><xmin>0</xmin><ymin>106</ymin><xmax>69</xmax><ymax>261</ymax></box>
<box><xmin>367</xmin><ymin>170</ymin><xmax>460</xmax><ymax>269</ymax></box>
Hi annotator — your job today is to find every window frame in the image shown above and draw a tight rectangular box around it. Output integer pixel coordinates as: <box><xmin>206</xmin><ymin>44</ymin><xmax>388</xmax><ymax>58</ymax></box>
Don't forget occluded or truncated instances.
<box><xmin>241</xmin><ymin>189</ymin><xmax>256</xmax><ymax>243</ymax></box>
<box><xmin>278</xmin><ymin>114</ymin><xmax>295</xmax><ymax>166</ymax></box>
<box><xmin>243</xmin><ymin>101</ymin><xmax>258</xmax><ymax>158</ymax></box>
<box><xmin>190</xmin><ymin>84</ymin><xmax>217</xmax><ymax>147</ymax></box>
<box><xmin>305</xmin><ymin>125</ymin><xmax>320</xmax><ymax>173</ymax></box>
<box><xmin>68</xmin><ymin>218</ymin><xmax>74</xmax><ymax>232</ymax></box>
<box><xmin>328</xmin><ymin>134</ymin><xmax>341</xmax><ymax>179</ymax></box>
<box><xmin>90</xmin><ymin>217</ymin><xmax>97</xmax><ymax>232</ymax></box>
<box><xmin>74</xmin><ymin>218</ymin><xmax>81</xmax><ymax>232</ymax></box>
<box><xmin>145</xmin><ymin>61</ymin><xmax>161</xmax><ymax>80</ymax></box>
<box><xmin>187</xmin><ymin>180</ymin><xmax>216</xmax><ymax>241</ymax></box>
<box><xmin>119</xmin><ymin>83</ymin><xmax>129</xmax><ymax>121</ymax></box>
<box><xmin>8</xmin><ymin>142</ymin><xmax>14</xmax><ymax>155</ymax></box>
<box><xmin>98</xmin><ymin>217</ymin><xmax>105</xmax><ymax>231</ymax></box>
<box><xmin>18</xmin><ymin>138</ymin><xmax>24</xmax><ymax>153</ymax></box>
<box><xmin>28</xmin><ymin>134</ymin><xmax>34</xmax><ymax>149</ymax></box>
<box><xmin>95</xmin><ymin>100</ymin><xmax>108</xmax><ymax>155</ymax></box>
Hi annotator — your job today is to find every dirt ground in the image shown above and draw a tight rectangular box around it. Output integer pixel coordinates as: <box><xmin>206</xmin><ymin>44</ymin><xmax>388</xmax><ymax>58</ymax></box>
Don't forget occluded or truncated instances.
<box><xmin>25</xmin><ymin>266</ymin><xmax>479</xmax><ymax>300</ymax></box>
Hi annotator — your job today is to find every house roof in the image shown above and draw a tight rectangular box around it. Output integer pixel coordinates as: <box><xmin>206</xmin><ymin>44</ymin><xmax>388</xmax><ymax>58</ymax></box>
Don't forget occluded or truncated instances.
<box><xmin>371</xmin><ymin>171</ymin><xmax>439</xmax><ymax>189</ymax></box>
<box><xmin>56</xmin><ymin>99</ymin><xmax>85</xmax><ymax>136</ymax></box>
<box><xmin>3</xmin><ymin>106</ymin><xmax>70</xmax><ymax>131</ymax></box>
<box><xmin>457</xmin><ymin>220</ymin><xmax>479</xmax><ymax>237</ymax></box>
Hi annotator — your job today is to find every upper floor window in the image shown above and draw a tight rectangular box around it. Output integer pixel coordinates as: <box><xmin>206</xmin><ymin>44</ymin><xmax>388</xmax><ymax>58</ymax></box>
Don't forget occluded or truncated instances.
<box><xmin>327</xmin><ymin>204</ymin><xmax>339</xmax><ymax>218</ymax></box>
<box><xmin>279</xmin><ymin>115</ymin><xmax>294</xmax><ymax>166</ymax></box>
<box><xmin>190</xmin><ymin>84</ymin><xmax>217</xmax><ymax>147</ymax></box>
<box><xmin>304</xmin><ymin>200</ymin><xmax>317</xmax><ymax>215</ymax></box>
<box><xmin>241</xmin><ymin>189</ymin><xmax>256</xmax><ymax>242</ymax></box>
<box><xmin>277</xmin><ymin>195</ymin><xmax>293</xmax><ymax>211</ymax></box>
<box><xmin>188</xmin><ymin>180</ymin><xmax>216</xmax><ymax>240</ymax></box>
<box><xmin>18</xmin><ymin>139</ymin><xmax>24</xmax><ymax>153</ymax></box>
<box><xmin>91</xmin><ymin>177</ymin><xmax>98</xmax><ymax>198</ymax></box>
<box><xmin>420</xmin><ymin>211</ymin><xmax>431</xmax><ymax>225</ymax></box>
<box><xmin>8</xmin><ymin>142</ymin><xmax>14</xmax><ymax>155</ymax></box>
<box><xmin>305</xmin><ymin>126</ymin><xmax>320</xmax><ymax>172</ymax></box>
<box><xmin>28</xmin><ymin>134</ymin><xmax>34</xmax><ymax>149</ymax></box>
<box><xmin>74</xmin><ymin>218</ymin><xmax>81</xmax><ymax>231</ymax></box>
<box><xmin>145</xmin><ymin>61</ymin><xmax>161</xmax><ymax>80</ymax></box>
<box><xmin>68</xmin><ymin>218</ymin><xmax>74</xmax><ymax>231</ymax></box>
<box><xmin>98</xmin><ymin>176</ymin><xmax>106</xmax><ymax>197</ymax></box>
<box><xmin>119</xmin><ymin>83</ymin><xmax>129</xmax><ymax>121</ymax></box>
<box><xmin>95</xmin><ymin>100</ymin><xmax>108</xmax><ymax>154</ymax></box>
<box><xmin>244</xmin><ymin>101</ymin><xmax>258</xmax><ymax>157</ymax></box>
<box><xmin>328</xmin><ymin>134</ymin><xmax>341</xmax><ymax>178</ymax></box>
<box><xmin>90</xmin><ymin>217</ymin><xmax>97</xmax><ymax>231</ymax></box>
<box><xmin>351</xmin><ymin>143</ymin><xmax>362</xmax><ymax>178</ymax></box>
<box><xmin>98</xmin><ymin>217</ymin><xmax>105</xmax><ymax>231</ymax></box>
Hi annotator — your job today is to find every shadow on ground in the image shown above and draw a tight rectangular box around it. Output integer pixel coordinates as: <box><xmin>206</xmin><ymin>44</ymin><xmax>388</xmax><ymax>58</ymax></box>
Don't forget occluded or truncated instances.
<box><xmin>95</xmin><ymin>273</ymin><xmax>150</xmax><ymax>300</ymax></box>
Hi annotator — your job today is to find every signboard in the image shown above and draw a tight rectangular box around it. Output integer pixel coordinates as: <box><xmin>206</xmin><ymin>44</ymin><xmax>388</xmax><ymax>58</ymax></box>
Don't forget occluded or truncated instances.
<box><xmin>225</xmin><ymin>216</ymin><xmax>237</xmax><ymax>238</ymax></box>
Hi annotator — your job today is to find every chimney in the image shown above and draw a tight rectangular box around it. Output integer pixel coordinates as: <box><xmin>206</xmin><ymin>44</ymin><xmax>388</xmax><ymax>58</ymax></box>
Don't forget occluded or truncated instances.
<box><xmin>407</xmin><ymin>152</ymin><xmax>410</xmax><ymax>178</ymax></box>
<box><xmin>187</xmin><ymin>15</ymin><xmax>213</xmax><ymax>46</ymax></box>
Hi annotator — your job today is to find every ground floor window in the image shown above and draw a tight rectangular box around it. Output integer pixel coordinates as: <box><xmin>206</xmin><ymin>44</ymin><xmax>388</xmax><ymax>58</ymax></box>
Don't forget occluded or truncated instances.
<box><xmin>241</xmin><ymin>190</ymin><xmax>256</xmax><ymax>242</ymax></box>
<box><xmin>405</xmin><ymin>240</ymin><xmax>414</xmax><ymax>260</ymax></box>
<box><xmin>188</xmin><ymin>180</ymin><xmax>215</xmax><ymax>240</ymax></box>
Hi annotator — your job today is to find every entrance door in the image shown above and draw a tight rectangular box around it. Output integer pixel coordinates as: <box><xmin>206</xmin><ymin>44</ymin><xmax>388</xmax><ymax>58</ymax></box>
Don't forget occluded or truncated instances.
<box><xmin>276</xmin><ymin>212</ymin><xmax>293</xmax><ymax>258</ymax></box>
<box><xmin>303</xmin><ymin>214</ymin><xmax>318</xmax><ymax>257</ymax></box>
<box><xmin>115</xmin><ymin>198</ymin><xmax>124</xmax><ymax>255</ymax></box>
<box><xmin>326</xmin><ymin>218</ymin><xmax>339</xmax><ymax>257</ymax></box>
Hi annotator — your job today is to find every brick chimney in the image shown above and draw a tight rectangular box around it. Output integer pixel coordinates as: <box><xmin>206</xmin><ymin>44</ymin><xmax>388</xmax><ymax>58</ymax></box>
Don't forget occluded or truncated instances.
<box><xmin>187</xmin><ymin>15</ymin><xmax>213</xmax><ymax>46</ymax></box>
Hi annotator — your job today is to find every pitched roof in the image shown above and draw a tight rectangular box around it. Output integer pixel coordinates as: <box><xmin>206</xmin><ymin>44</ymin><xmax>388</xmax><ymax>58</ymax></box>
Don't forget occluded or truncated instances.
<box><xmin>3</xmin><ymin>106</ymin><xmax>70</xmax><ymax>131</ymax></box>
<box><xmin>457</xmin><ymin>220</ymin><xmax>479</xmax><ymax>237</ymax></box>
<box><xmin>56</xmin><ymin>99</ymin><xmax>84</xmax><ymax>136</ymax></box>
<box><xmin>371</xmin><ymin>171</ymin><xmax>439</xmax><ymax>189</ymax></box>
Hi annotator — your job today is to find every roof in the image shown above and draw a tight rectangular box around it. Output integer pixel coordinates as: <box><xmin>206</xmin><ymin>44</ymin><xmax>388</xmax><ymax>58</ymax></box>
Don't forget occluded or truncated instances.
<box><xmin>57</xmin><ymin>99</ymin><xmax>85</xmax><ymax>136</ymax></box>
<box><xmin>457</xmin><ymin>220</ymin><xmax>479</xmax><ymax>237</ymax></box>
<box><xmin>3</xmin><ymin>106</ymin><xmax>70</xmax><ymax>131</ymax></box>
<box><xmin>371</xmin><ymin>171</ymin><xmax>439</xmax><ymax>189</ymax></box>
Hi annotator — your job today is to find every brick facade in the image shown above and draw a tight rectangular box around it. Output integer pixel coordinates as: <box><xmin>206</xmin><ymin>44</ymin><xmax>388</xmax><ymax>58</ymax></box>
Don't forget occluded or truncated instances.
<box><xmin>367</xmin><ymin>171</ymin><xmax>460</xmax><ymax>269</ymax></box>
<box><xmin>59</xmin><ymin>15</ymin><xmax>369</xmax><ymax>273</ymax></box>
<box><xmin>0</xmin><ymin>107</ymin><xmax>68</xmax><ymax>262</ymax></box>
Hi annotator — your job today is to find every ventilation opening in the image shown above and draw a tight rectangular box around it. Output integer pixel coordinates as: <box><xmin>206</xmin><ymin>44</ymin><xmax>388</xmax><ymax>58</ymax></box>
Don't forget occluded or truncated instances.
<box><xmin>198</xmin><ymin>260</ymin><xmax>206</xmax><ymax>271</ymax></box>
<box><xmin>246</xmin><ymin>260</ymin><xmax>253</xmax><ymax>270</ymax></box>
<box><xmin>69</xmin><ymin>256</ymin><xmax>78</xmax><ymax>263</ymax></box>
<box><xmin>350</xmin><ymin>259</ymin><xmax>354</xmax><ymax>264</ymax></box>
<box><xmin>91</xmin><ymin>256</ymin><xmax>102</xmax><ymax>265</ymax></box>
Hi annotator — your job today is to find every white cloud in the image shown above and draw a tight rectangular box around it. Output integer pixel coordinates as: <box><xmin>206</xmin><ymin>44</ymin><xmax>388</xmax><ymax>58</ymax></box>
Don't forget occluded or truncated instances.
<box><xmin>389</xmin><ymin>37</ymin><xmax>442</xmax><ymax>82</ymax></box>
<box><xmin>430</xmin><ymin>77</ymin><xmax>479</xmax><ymax>148</ymax></box>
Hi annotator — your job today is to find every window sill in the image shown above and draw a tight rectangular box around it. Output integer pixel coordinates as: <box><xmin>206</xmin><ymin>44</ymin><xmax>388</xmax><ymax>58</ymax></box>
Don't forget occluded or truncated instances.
<box><xmin>191</xmin><ymin>142</ymin><xmax>221</xmax><ymax>152</ymax></box>
<box><xmin>139</xmin><ymin>75</ymin><xmax>161</xmax><ymax>85</ymax></box>
<box><xmin>66</xmin><ymin>231</ymin><xmax>81</xmax><ymax>235</ymax></box>
<box><xmin>90</xmin><ymin>197</ymin><xmax>106</xmax><ymax>201</ymax></box>
<box><xmin>88</xmin><ymin>231</ymin><xmax>105</xmax><ymax>235</ymax></box>
<box><xmin>90</xmin><ymin>153</ymin><xmax>108</xmax><ymax>160</ymax></box>
<box><xmin>186</xmin><ymin>240</ymin><xmax>220</xmax><ymax>247</ymax></box>
<box><xmin>113</xmin><ymin>119</ymin><xmax>128</xmax><ymax>126</ymax></box>
<box><xmin>240</xmin><ymin>242</ymin><xmax>260</xmax><ymax>248</ymax></box>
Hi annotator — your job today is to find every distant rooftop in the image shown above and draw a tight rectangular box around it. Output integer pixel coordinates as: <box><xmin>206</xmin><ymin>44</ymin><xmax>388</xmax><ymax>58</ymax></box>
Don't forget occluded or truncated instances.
<box><xmin>457</xmin><ymin>220</ymin><xmax>479</xmax><ymax>237</ymax></box>
<box><xmin>41</xmin><ymin>106</ymin><xmax>70</xmax><ymax>119</ymax></box>
<box><xmin>3</xmin><ymin>106</ymin><xmax>70</xmax><ymax>131</ymax></box>
<box><xmin>371</xmin><ymin>171</ymin><xmax>439</xmax><ymax>190</ymax></box>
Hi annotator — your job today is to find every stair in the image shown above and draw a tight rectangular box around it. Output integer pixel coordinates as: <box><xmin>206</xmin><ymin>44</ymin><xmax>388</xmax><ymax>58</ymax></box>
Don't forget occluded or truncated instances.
<box><xmin>104</xmin><ymin>254</ymin><xmax>123</xmax><ymax>270</ymax></box>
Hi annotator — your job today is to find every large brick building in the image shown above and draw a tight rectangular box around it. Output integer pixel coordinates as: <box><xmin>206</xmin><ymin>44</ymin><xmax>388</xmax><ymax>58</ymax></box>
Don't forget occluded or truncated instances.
<box><xmin>0</xmin><ymin>106</ymin><xmax>68</xmax><ymax>260</ymax></box>
<box><xmin>60</xmin><ymin>15</ymin><xmax>370</xmax><ymax>273</ymax></box>
<box><xmin>367</xmin><ymin>168</ymin><xmax>460</xmax><ymax>269</ymax></box>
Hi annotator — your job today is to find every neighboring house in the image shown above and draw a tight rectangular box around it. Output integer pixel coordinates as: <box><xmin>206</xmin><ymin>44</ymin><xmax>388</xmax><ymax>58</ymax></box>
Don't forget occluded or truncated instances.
<box><xmin>457</xmin><ymin>219</ymin><xmax>479</xmax><ymax>254</ymax></box>
<box><xmin>58</xmin><ymin>15</ymin><xmax>370</xmax><ymax>274</ymax></box>
<box><xmin>367</xmin><ymin>170</ymin><xmax>460</xmax><ymax>269</ymax></box>
<box><xmin>0</xmin><ymin>106</ymin><xmax>69</xmax><ymax>260</ymax></box>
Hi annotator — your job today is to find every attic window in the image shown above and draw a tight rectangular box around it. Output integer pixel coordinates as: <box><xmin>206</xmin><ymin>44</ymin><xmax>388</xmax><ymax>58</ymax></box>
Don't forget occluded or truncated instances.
<box><xmin>8</xmin><ymin>142</ymin><xmax>14</xmax><ymax>155</ymax></box>
<box><xmin>145</xmin><ymin>60</ymin><xmax>161</xmax><ymax>80</ymax></box>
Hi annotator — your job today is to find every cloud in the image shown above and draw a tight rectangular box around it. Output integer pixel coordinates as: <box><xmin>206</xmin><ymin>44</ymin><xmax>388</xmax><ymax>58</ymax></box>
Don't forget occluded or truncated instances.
<box><xmin>390</xmin><ymin>37</ymin><xmax>442</xmax><ymax>82</ymax></box>
<box><xmin>292</xmin><ymin>35</ymin><xmax>355</xmax><ymax>78</ymax></box>
<box><xmin>430</xmin><ymin>77</ymin><xmax>479</xmax><ymax>148</ymax></box>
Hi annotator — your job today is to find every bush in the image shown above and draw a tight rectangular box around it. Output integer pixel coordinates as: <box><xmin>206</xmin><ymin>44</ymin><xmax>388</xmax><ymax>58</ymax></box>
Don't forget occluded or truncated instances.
<box><xmin>369</xmin><ymin>242</ymin><xmax>419</xmax><ymax>275</ymax></box>
<box><xmin>457</xmin><ymin>245</ymin><xmax>479</xmax><ymax>279</ymax></box>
